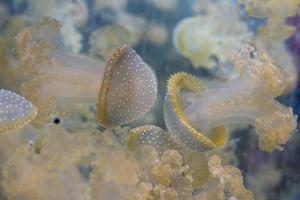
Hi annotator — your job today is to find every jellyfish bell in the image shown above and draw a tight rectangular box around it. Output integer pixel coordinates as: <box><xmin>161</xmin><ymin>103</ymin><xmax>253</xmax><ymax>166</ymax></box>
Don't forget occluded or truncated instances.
<box><xmin>163</xmin><ymin>45</ymin><xmax>297</xmax><ymax>153</ymax></box>
<box><xmin>0</xmin><ymin>89</ymin><xmax>37</xmax><ymax>133</ymax></box>
<box><xmin>16</xmin><ymin>17</ymin><xmax>158</xmax><ymax>128</ymax></box>
<box><xmin>128</xmin><ymin>125</ymin><xmax>180</xmax><ymax>154</ymax></box>
<box><xmin>98</xmin><ymin>45</ymin><xmax>158</xmax><ymax>127</ymax></box>
<box><xmin>164</xmin><ymin>72</ymin><xmax>229</xmax><ymax>152</ymax></box>
<box><xmin>127</xmin><ymin>125</ymin><xmax>212</xmax><ymax>188</ymax></box>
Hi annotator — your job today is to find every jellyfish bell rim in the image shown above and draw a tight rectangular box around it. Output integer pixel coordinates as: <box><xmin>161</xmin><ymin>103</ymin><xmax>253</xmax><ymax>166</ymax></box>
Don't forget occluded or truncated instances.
<box><xmin>127</xmin><ymin>124</ymin><xmax>213</xmax><ymax>188</ymax></box>
<box><xmin>0</xmin><ymin>89</ymin><xmax>37</xmax><ymax>133</ymax></box>
<box><xmin>164</xmin><ymin>72</ymin><xmax>228</xmax><ymax>151</ymax></box>
<box><xmin>97</xmin><ymin>45</ymin><xmax>158</xmax><ymax>128</ymax></box>
<box><xmin>127</xmin><ymin>124</ymin><xmax>181</xmax><ymax>153</ymax></box>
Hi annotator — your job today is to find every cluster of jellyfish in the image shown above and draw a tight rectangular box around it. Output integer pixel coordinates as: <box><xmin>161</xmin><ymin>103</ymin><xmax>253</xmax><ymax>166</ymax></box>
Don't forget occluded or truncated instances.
<box><xmin>0</xmin><ymin>0</ymin><xmax>300</xmax><ymax>199</ymax></box>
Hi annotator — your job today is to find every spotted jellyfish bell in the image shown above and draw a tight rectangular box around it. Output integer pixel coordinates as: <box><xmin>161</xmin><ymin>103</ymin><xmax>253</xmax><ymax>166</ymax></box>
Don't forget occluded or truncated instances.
<box><xmin>98</xmin><ymin>45</ymin><xmax>158</xmax><ymax>127</ymax></box>
<box><xmin>127</xmin><ymin>125</ymin><xmax>212</xmax><ymax>188</ymax></box>
<box><xmin>163</xmin><ymin>72</ymin><xmax>228</xmax><ymax>152</ymax></box>
<box><xmin>16</xmin><ymin>17</ymin><xmax>158</xmax><ymax>128</ymax></box>
<box><xmin>128</xmin><ymin>125</ymin><xmax>181</xmax><ymax>154</ymax></box>
<box><xmin>0</xmin><ymin>89</ymin><xmax>37</xmax><ymax>133</ymax></box>
<box><xmin>163</xmin><ymin>45</ymin><xmax>297</xmax><ymax>153</ymax></box>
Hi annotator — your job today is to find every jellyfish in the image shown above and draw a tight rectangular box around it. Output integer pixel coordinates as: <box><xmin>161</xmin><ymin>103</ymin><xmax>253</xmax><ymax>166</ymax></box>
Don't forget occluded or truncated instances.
<box><xmin>0</xmin><ymin>89</ymin><xmax>37</xmax><ymax>133</ymax></box>
<box><xmin>237</xmin><ymin>0</ymin><xmax>299</xmax><ymax>41</ymax></box>
<box><xmin>172</xmin><ymin>0</ymin><xmax>252</xmax><ymax>69</ymax></box>
<box><xmin>16</xmin><ymin>17</ymin><xmax>157</xmax><ymax>128</ymax></box>
<box><xmin>1</xmin><ymin>127</ymin><xmax>92</xmax><ymax>200</ymax></box>
<box><xmin>237</xmin><ymin>0</ymin><xmax>299</xmax><ymax>94</ymax></box>
<box><xmin>128</xmin><ymin>125</ymin><xmax>181</xmax><ymax>154</ymax></box>
<box><xmin>25</xmin><ymin>0</ymin><xmax>89</xmax><ymax>53</ymax></box>
<box><xmin>89</xmin><ymin>25</ymin><xmax>130</xmax><ymax>61</ymax></box>
<box><xmin>164</xmin><ymin>45</ymin><xmax>297</xmax><ymax>153</ymax></box>
<box><xmin>128</xmin><ymin>125</ymin><xmax>213</xmax><ymax>188</ymax></box>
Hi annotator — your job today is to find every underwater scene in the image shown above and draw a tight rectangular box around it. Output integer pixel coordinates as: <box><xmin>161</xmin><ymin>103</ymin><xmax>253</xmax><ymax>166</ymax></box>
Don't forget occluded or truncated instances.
<box><xmin>0</xmin><ymin>0</ymin><xmax>300</xmax><ymax>199</ymax></box>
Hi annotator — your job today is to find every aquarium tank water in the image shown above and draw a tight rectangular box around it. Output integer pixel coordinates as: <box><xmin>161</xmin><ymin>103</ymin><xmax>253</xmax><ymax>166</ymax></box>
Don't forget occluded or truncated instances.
<box><xmin>0</xmin><ymin>0</ymin><xmax>299</xmax><ymax>199</ymax></box>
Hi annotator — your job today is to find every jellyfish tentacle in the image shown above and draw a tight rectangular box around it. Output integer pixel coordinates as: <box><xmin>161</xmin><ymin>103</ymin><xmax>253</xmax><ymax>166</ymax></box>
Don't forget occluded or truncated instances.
<box><xmin>16</xmin><ymin>17</ymin><xmax>158</xmax><ymax>128</ymax></box>
<box><xmin>165</xmin><ymin>45</ymin><xmax>296</xmax><ymax>153</ymax></box>
<box><xmin>127</xmin><ymin>125</ymin><xmax>212</xmax><ymax>188</ymax></box>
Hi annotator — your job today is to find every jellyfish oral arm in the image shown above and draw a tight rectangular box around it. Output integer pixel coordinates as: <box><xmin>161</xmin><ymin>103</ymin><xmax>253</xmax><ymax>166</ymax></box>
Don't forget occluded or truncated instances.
<box><xmin>17</xmin><ymin>17</ymin><xmax>158</xmax><ymax>128</ymax></box>
<box><xmin>165</xmin><ymin>45</ymin><xmax>297</xmax><ymax>152</ymax></box>
<box><xmin>182</xmin><ymin>77</ymin><xmax>268</xmax><ymax>133</ymax></box>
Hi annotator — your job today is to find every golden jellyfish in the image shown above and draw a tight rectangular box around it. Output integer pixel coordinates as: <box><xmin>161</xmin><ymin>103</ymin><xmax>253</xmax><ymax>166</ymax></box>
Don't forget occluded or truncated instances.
<box><xmin>89</xmin><ymin>25</ymin><xmax>130</xmax><ymax>61</ymax></box>
<box><xmin>128</xmin><ymin>125</ymin><xmax>181</xmax><ymax>154</ymax></box>
<box><xmin>16</xmin><ymin>17</ymin><xmax>157</xmax><ymax>128</ymax></box>
<box><xmin>128</xmin><ymin>125</ymin><xmax>213</xmax><ymax>188</ymax></box>
<box><xmin>127</xmin><ymin>124</ymin><xmax>255</xmax><ymax>195</ymax></box>
<box><xmin>0</xmin><ymin>89</ymin><xmax>37</xmax><ymax>133</ymax></box>
<box><xmin>172</xmin><ymin>0</ymin><xmax>252</xmax><ymax>69</ymax></box>
<box><xmin>194</xmin><ymin>155</ymin><xmax>254</xmax><ymax>200</ymax></box>
<box><xmin>237</xmin><ymin>0</ymin><xmax>299</xmax><ymax>41</ymax></box>
<box><xmin>25</xmin><ymin>0</ymin><xmax>89</xmax><ymax>53</ymax></box>
<box><xmin>164</xmin><ymin>45</ymin><xmax>297</xmax><ymax>153</ymax></box>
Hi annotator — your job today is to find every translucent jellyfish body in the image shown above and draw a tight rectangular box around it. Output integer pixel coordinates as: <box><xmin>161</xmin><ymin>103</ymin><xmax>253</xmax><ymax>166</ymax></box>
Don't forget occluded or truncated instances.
<box><xmin>89</xmin><ymin>25</ymin><xmax>130</xmax><ymax>61</ymax></box>
<box><xmin>26</xmin><ymin>0</ymin><xmax>88</xmax><ymax>53</ymax></box>
<box><xmin>117</xmin><ymin>13</ymin><xmax>148</xmax><ymax>46</ymax></box>
<box><xmin>16</xmin><ymin>17</ymin><xmax>157</xmax><ymax>128</ymax></box>
<box><xmin>255</xmin><ymin>41</ymin><xmax>298</xmax><ymax>94</ymax></box>
<box><xmin>238</xmin><ymin>0</ymin><xmax>299</xmax><ymax>41</ymax></box>
<box><xmin>1</xmin><ymin>127</ymin><xmax>95</xmax><ymax>200</ymax></box>
<box><xmin>238</xmin><ymin>0</ymin><xmax>299</xmax><ymax>94</ymax></box>
<box><xmin>128</xmin><ymin>125</ymin><xmax>212</xmax><ymax>188</ymax></box>
<box><xmin>164</xmin><ymin>72</ymin><xmax>229</xmax><ymax>152</ymax></box>
<box><xmin>198</xmin><ymin>155</ymin><xmax>254</xmax><ymax>200</ymax></box>
<box><xmin>0</xmin><ymin>89</ymin><xmax>37</xmax><ymax>133</ymax></box>
<box><xmin>128</xmin><ymin>125</ymin><xmax>254</xmax><ymax>194</ymax></box>
<box><xmin>164</xmin><ymin>45</ymin><xmax>297</xmax><ymax>153</ymax></box>
<box><xmin>173</xmin><ymin>0</ymin><xmax>252</xmax><ymax>68</ymax></box>
<box><xmin>128</xmin><ymin>125</ymin><xmax>181</xmax><ymax>154</ymax></box>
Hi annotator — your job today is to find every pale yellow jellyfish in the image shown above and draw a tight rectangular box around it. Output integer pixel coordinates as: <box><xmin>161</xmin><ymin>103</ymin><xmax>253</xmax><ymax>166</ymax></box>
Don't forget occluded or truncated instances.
<box><xmin>128</xmin><ymin>125</ymin><xmax>181</xmax><ymax>154</ymax></box>
<box><xmin>164</xmin><ymin>45</ymin><xmax>297</xmax><ymax>153</ymax></box>
<box><xmin>237</xmin><ymin>0</ymin><xmax>299</xmax><ymax>94</ymax></box>
<box><xmin>128</xmin><ymin>125</ymin><xmax>213</xmax><ymax>188</ymax></box>
<box><xmin>238</xmin><ymin>0</ymin><xmax>300</xmax><ymax>41</ymax></box>
<box><xmin>0</xmin><ymin>89</ymin><xmax>37</xmax><ymax>133</ymax></box>
<box><xmin>255</xmin><ymin>40</ymin><xmax>298</xmax><ymax>94</ymax></box>
<box><xmin>127</xmin><ymin>124</ymin><xmax>255</xmax><ymax>197</ymax></box>
<box><xmin>89</xmin><ymin>147</ymin><xmax>141</xmax><ymax>200</ymax></box>
<box><xmin>16</xmin><ymin>17</ymin><xmax>157</xmax><ymax>128</ymax></box>
<box><xmin>164</xmin><ymin>72</ymin><xmax>229</xmax><ymax>151</ymax></box>
<box><xmin>1</xmin><ymin>126</ymin><xmax>95</xmax><ymax>200</ymax></box>
<box><xmin>117</xmin><ymin>12</ymin><xmax>148</xmax><ymax>46</ymax></box>
<box><xmin>0</xmin><ymin>39</ymin><xmax>22</xmax><ymax>91</ymax></box>
<box><xmin>145</xmin><ymin>23</ymin><xmax>169</xmax><ymax>46</ymax></box>
<box><xmin>25</xmin><ymin>0</ymin><xmax>88</xmax><ymax>53</ymax></box>
<box><xmin>193</xmin><ymin>155</ymin><xmax>254</xmax><ymax>200</ymax></box>
<box><xmin>89</xmin><ymin>25</ymin><xmax>130</xmax><ymax>61</ymax></box>
<box><xmin>173</xmin><ymin>0</ymin><xmax>252</xmax><ymax>68</ymax></box>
